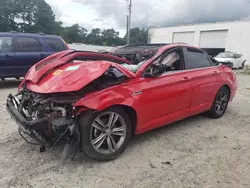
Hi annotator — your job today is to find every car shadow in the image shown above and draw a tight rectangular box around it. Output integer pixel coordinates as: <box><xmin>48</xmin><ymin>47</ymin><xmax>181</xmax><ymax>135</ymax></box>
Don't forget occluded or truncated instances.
<box><xmin>4</xmin><ymin>113</ymin><xmax>212</xmax><ymax>172</ymax></box>
<box><xmin>0</xmin><ymin>80</ymin><xmax>21</xmax><ymax>89</ymax></box>
<box><xmin>3</xmin><ymin>101</ymin><xmax>212</xmax><ymax>166</ymax></box>
<box><xmin>68</xmin><ymin>114</ymin><xmax>211</xmax><ymax>163</ymax></box>
<box><xmin>129</xmin><ymin>114</ymin><xmax>208</xmax><ymax>144</ymax></box>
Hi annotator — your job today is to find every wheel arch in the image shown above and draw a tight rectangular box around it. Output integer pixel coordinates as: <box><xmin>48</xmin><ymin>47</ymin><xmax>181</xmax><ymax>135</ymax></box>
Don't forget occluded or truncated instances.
<box><xmin>78</xmin><ymin>104</ymin><xmax>137</xmax><ymax>135</ymax></box>
<box><xmin>212</xmin><ymin>84</ymin><xmax>231</xmax><ymax>103</ymax></box>
<box><xmin>221</xmin><ymin>84</ymin><xmax>231</xmax><ymax>98</ymax></box>
<box><xmin>113</xmin><ymin>104</ymin><xmax>137</xmax><ymax>135</ymax></box>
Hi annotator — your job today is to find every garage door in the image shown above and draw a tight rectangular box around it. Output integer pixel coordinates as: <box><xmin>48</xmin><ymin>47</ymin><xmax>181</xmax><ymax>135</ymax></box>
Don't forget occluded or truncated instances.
<box><xmin>172</xmin><ymin>32</ymin><xmax>195</xmax><ymax>45</ymax></box>
<box><xmin>199</xmin><ymin>30</ymin><xmax>228</xmax><ymax>48</ymax></box>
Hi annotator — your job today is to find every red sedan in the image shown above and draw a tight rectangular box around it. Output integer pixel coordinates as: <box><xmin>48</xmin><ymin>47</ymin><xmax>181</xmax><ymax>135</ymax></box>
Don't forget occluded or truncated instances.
<box><xmin>6</xmin><ymin>43</ymin><xmax>237</xmax><ymax>161</ymax></box>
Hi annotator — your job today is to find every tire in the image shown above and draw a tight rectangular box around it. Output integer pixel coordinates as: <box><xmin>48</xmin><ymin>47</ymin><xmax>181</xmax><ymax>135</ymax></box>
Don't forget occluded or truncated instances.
<box><xmin>208</xmin><ymin>87</ymin><xmax>230</xmax><ymax>119</ymax></box>
<box><xmin>78</xmin><ymin>106</ymin><xmax>132</xmax><ymax>161</ymax></box>
<box><xmin>240</xmin><ymin>61</ymin><xmax>245</xmax><ymax>69</ymax></box>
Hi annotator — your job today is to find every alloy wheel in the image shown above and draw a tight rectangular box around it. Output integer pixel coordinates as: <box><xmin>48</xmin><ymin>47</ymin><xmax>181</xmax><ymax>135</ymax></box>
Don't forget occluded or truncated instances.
<box><xmin>90</xmin><ymin>112</ymin><xmax>127</xmax><ymax>154</ymax></box>
<box><xmin>215</xmin><ymin>90</ymin><xmax>228</xmax><ymax>115</ymax></box>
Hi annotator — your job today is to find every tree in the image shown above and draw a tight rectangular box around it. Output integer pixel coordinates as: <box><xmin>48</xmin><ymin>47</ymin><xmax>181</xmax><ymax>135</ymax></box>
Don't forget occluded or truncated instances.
<box><xmin>0</xmin><ymin>0</ymin><xmax>146</xmax><ymax>46</ymax></box>
<box><xmin>125</xmin><ymin>27</ymin><xmax>148</xmax><ymax>44</ymax></box>
<box><xmin>0</xmin><ymin>0</ymin><xmax>62</xmax><ymax>34</ymax></box>
<box><xmin>85</xmin><ymin>28</ymin><xmax>102</xmax><ymax>45</ymax></box>
<box><xmin>63</xmin><ymin>24</ymin><xmax>87</xmax><ymax>43</ymax></box>
<box><xmin>101</xmin><ymin>29</ymin><xmax>122</xmax><ymax>46</ymax></box>
<box><xmin>0</xmin><ymin>0</ymin><xmax>20</xmax><ymax>32</ymax></box>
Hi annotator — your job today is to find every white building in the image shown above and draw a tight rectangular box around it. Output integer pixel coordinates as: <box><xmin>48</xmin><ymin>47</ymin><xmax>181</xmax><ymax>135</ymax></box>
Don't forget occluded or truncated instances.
<box><xmin>148</xmin><ymin>20</ymin><xmax>250</xmax><ymax>65</ymax></box>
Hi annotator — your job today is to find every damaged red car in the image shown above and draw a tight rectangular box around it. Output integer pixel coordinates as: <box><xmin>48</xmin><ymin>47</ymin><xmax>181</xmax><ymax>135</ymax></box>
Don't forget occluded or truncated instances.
<box><xmin>6</xmin><ymin>43</ymin><xmax>237</xmax><ymax>161</ymax></box>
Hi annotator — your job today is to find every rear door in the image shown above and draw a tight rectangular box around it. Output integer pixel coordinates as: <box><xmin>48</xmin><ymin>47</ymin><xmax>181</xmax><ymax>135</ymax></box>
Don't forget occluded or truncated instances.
<box><xmin>0</xmin><ymin>36</ymin><xmax>18</xmax><ymax>77</ymax></box>
<box><xmin>14</xmin><ymin>36</ymin><xmax>45</xmax><ymax>75</ymax></box>
<box><xmin>182</xmin><ymin>47</ymin><xmax>221</xmax><ymax>116</ymax></box>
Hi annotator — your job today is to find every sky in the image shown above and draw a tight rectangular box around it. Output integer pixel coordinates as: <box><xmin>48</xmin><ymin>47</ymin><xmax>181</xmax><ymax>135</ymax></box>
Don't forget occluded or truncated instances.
<box><xmin>45</xmin><ymin>0</ymin><xmax>250</xmax><ymax>37</ymax></box>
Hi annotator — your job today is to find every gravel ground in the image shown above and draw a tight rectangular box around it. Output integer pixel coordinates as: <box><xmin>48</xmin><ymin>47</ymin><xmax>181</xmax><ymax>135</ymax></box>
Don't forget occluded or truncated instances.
<box><xmin>0</xmin><ymin>71</ymin><xmax>250</xmax><ymax>188</ymax></box>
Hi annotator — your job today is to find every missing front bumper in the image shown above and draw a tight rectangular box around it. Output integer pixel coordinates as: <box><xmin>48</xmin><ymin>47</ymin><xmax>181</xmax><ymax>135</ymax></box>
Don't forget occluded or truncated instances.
<box><xmin>6</xmin><ymin>95</ymin><xmax>50</xmax><ymax>147</ymax></box>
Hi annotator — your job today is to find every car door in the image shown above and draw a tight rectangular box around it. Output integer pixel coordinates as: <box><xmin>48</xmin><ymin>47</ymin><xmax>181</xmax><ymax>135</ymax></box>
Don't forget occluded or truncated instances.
<box><xmin>14</xmin><ymin>36</ymin><xmax>45</xmax><ymax>75</ymax></box>
<box><xmin>135</xmin><ymin>48</ymin><xmax>193</xmax><ymax>133</ymax></box>
<box><xmin>0</xmin><ymin>36</ymin><xmax>18</xmax><ymax>77</ymax></box>
<box><xmin>182</xmin><ymin>47</ymin><xmax>221</xmax><ymax>116</ymax></box>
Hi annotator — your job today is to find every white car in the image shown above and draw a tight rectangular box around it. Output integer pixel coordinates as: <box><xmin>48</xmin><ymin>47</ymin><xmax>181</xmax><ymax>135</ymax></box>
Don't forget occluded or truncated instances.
<box><xmin>214</xmin><ymin>52</ymin><xmax>247</xmax><ymax>69</ymax></box>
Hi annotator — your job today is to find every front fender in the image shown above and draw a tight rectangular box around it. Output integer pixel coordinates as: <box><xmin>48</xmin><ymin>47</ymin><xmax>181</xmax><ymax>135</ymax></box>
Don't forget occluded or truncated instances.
<box><xmin>74</xmin><ymin>88</ymin><xmax>135</xmax><ymax>111</ymax></box>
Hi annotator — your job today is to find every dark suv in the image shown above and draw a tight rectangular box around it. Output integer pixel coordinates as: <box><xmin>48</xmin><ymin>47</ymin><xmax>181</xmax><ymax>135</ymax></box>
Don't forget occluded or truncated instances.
<box><xmin>0</xmin><ymin>32</ymin><xmax>69</xmax><ymax>79</ymax></box>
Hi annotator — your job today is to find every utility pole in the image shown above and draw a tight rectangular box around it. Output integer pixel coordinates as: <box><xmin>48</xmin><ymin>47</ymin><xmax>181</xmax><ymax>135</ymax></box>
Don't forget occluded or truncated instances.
<box><xmin>126</xmin><ymin>0</ymin><xmax>132</xmax><ymax>44</ymax></box>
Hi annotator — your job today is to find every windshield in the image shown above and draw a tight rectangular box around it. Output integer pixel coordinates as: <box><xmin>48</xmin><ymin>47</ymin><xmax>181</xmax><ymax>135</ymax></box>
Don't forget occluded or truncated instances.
<box><xmin>120</xmin><ymin>61</ymin><xmax>147</xmax><ymax>73</ymax></box>
<box><xmin>215</xmin><ymin>52</ymin><xmax>234</xmax><ymax>58</ymax></box>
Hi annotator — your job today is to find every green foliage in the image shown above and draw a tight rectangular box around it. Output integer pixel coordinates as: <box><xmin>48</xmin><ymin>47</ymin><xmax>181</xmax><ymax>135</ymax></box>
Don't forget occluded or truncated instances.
<box><xmin>124</xmin><ymin>27</ymin><xmax>148</xmax><ymax>44</ymax></box>
<box><xmin>0</xmin><ymin>0</ymin><xmax>148</xmax><ymax>46</ymax></box>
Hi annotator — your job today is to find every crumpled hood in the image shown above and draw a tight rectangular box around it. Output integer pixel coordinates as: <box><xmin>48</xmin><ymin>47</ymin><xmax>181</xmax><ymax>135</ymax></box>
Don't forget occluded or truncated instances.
<box><xmin>26</xmin><ymin>61</ymin><xmax>112</xmax><ymax>93</ymax></box>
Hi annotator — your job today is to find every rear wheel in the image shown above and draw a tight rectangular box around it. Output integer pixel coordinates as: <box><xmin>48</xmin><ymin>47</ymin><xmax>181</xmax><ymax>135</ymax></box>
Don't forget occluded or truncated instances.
<box><xmin>208</xmin><ymin>87</ymin><xmax>230</xmax><ymax>119</ymax></box>
<box><xmin>240</xmin><ymin>61</ymin><xmax>245</xmax><ymax>69</ymax></box>
<box><xmin>79</xmin><ymin>106</ymin><xmax>132</xmax><ymax>161</ymax></box>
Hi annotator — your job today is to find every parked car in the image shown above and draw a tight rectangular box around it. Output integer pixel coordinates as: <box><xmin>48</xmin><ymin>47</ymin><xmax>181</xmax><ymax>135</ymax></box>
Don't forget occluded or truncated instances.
<box><xmin>0</xmin><ymin>32</ymin><xmax>69</xmax><ymax>80</ymax></box>
<box><xmin>6</xmin><ymin>44</ymin><xmax>237</xmax><ymax>161</ymax></box>
<box><xmin>214</xmin><ymin>51</ymin><xmax>247</xmax><ymax>69</ymax></box>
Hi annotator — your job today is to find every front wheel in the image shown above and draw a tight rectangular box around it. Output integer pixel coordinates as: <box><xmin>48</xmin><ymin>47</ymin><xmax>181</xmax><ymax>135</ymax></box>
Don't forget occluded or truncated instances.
<box><xmin>208</xmin><ymin>87</ymin><xmax>230</xmax><ymax>119</ymax></box>
<box><xmin>78</xmin><ymin>106</ymin><xmax>132</xmax><ymax>161</ymax></box>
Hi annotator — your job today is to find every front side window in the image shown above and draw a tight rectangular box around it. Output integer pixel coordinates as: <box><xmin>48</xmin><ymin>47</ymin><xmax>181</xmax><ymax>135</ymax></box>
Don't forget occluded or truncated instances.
<box><xmin>15</xmin><ymin>37</ymin><xmax>42</xmax><ymax>52</ymax></box>
<box><xmin>0</xmin><ymin>37</ymin><xmax>12</xmax><ymax>52</ymax></box>
<box><xmin>160</xmin><ymin>51</ymin><xmax>181</xmax><ymax>71</ymax></box>
<box><xmin>185</xmin><ymin>48</ymin><xmax>211</xmax><ymax>69</ymax></box>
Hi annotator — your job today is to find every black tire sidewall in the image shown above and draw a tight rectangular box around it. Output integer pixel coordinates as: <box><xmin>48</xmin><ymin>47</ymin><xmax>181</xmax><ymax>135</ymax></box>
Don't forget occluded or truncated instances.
<box><xmin>78</xmin><ymin>106</ymin><xmax>132</xmax><ymax>161</ymax></box>
<box><xmin>210</xmin><ymin>87</ymin><xmax>230</xmax><ymax>118</ymax></box>
<box><xmin>241</xmin><ymin>62</ymin><xmax>245</xmax><ymax>69</ymax></box>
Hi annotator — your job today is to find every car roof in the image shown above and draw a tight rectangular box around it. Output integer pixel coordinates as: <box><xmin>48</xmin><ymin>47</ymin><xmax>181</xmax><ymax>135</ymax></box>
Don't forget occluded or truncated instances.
<box><xmin>0</xmin><ymin>32</ymin><xmax>62</xmax><ymax>38</ymax></box>
<box><xmin>156</xmin><ymin>43</ymin><xmax>203</xmax><ymax>54</ymax></box>
<box><xmin>112</xmin><ymin>43</ymin><xmax>194</xmax><ymax>55</ymax></box>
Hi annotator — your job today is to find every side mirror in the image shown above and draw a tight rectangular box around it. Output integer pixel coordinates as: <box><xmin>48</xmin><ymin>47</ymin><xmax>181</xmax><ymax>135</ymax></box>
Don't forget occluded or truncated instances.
<box><xmin>144</xmin><ymin>64</ymin><xmax>166</xmax><ymax>78</ymax></box>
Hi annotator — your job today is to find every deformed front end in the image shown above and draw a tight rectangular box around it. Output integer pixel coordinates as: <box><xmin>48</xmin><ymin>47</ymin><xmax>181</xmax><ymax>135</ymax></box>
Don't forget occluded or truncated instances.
<box><xmin>6</xmin><ymin>89</ymin><xmax>81</xmax><ymax>158</ymax></box>
<box><xmin>6</xmin><ymin>51</ymin><xmax>133</xmax><ymax>159</ymax></box>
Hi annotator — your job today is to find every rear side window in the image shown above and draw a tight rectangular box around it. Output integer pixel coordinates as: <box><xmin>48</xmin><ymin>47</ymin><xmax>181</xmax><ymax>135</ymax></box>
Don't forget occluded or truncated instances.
<box><xmin>15</xmin><ymin>37</ymin><xmax>41</xmax><ymax>52</ymax></box>
<box><xmin>0</xmin><ymin>37</ymin><xmax>13</xmax><ymax>52</ymax></box>
<box><xmin>43</xmin><ymin>38</ymin><xmax>66</xmax><ymax>52</ymax></box>
<box><xmin>185</xmin><ymin>48</ymin><xmax>211</xmax><ymax>69</ymax></box>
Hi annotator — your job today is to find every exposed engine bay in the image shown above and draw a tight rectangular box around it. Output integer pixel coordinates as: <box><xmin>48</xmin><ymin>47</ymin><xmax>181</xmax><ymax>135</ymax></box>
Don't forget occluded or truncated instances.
<box><xmin>7</xmin><ymin>90</ymin><xmax>80</xmax><ymax>159</ymax></box>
